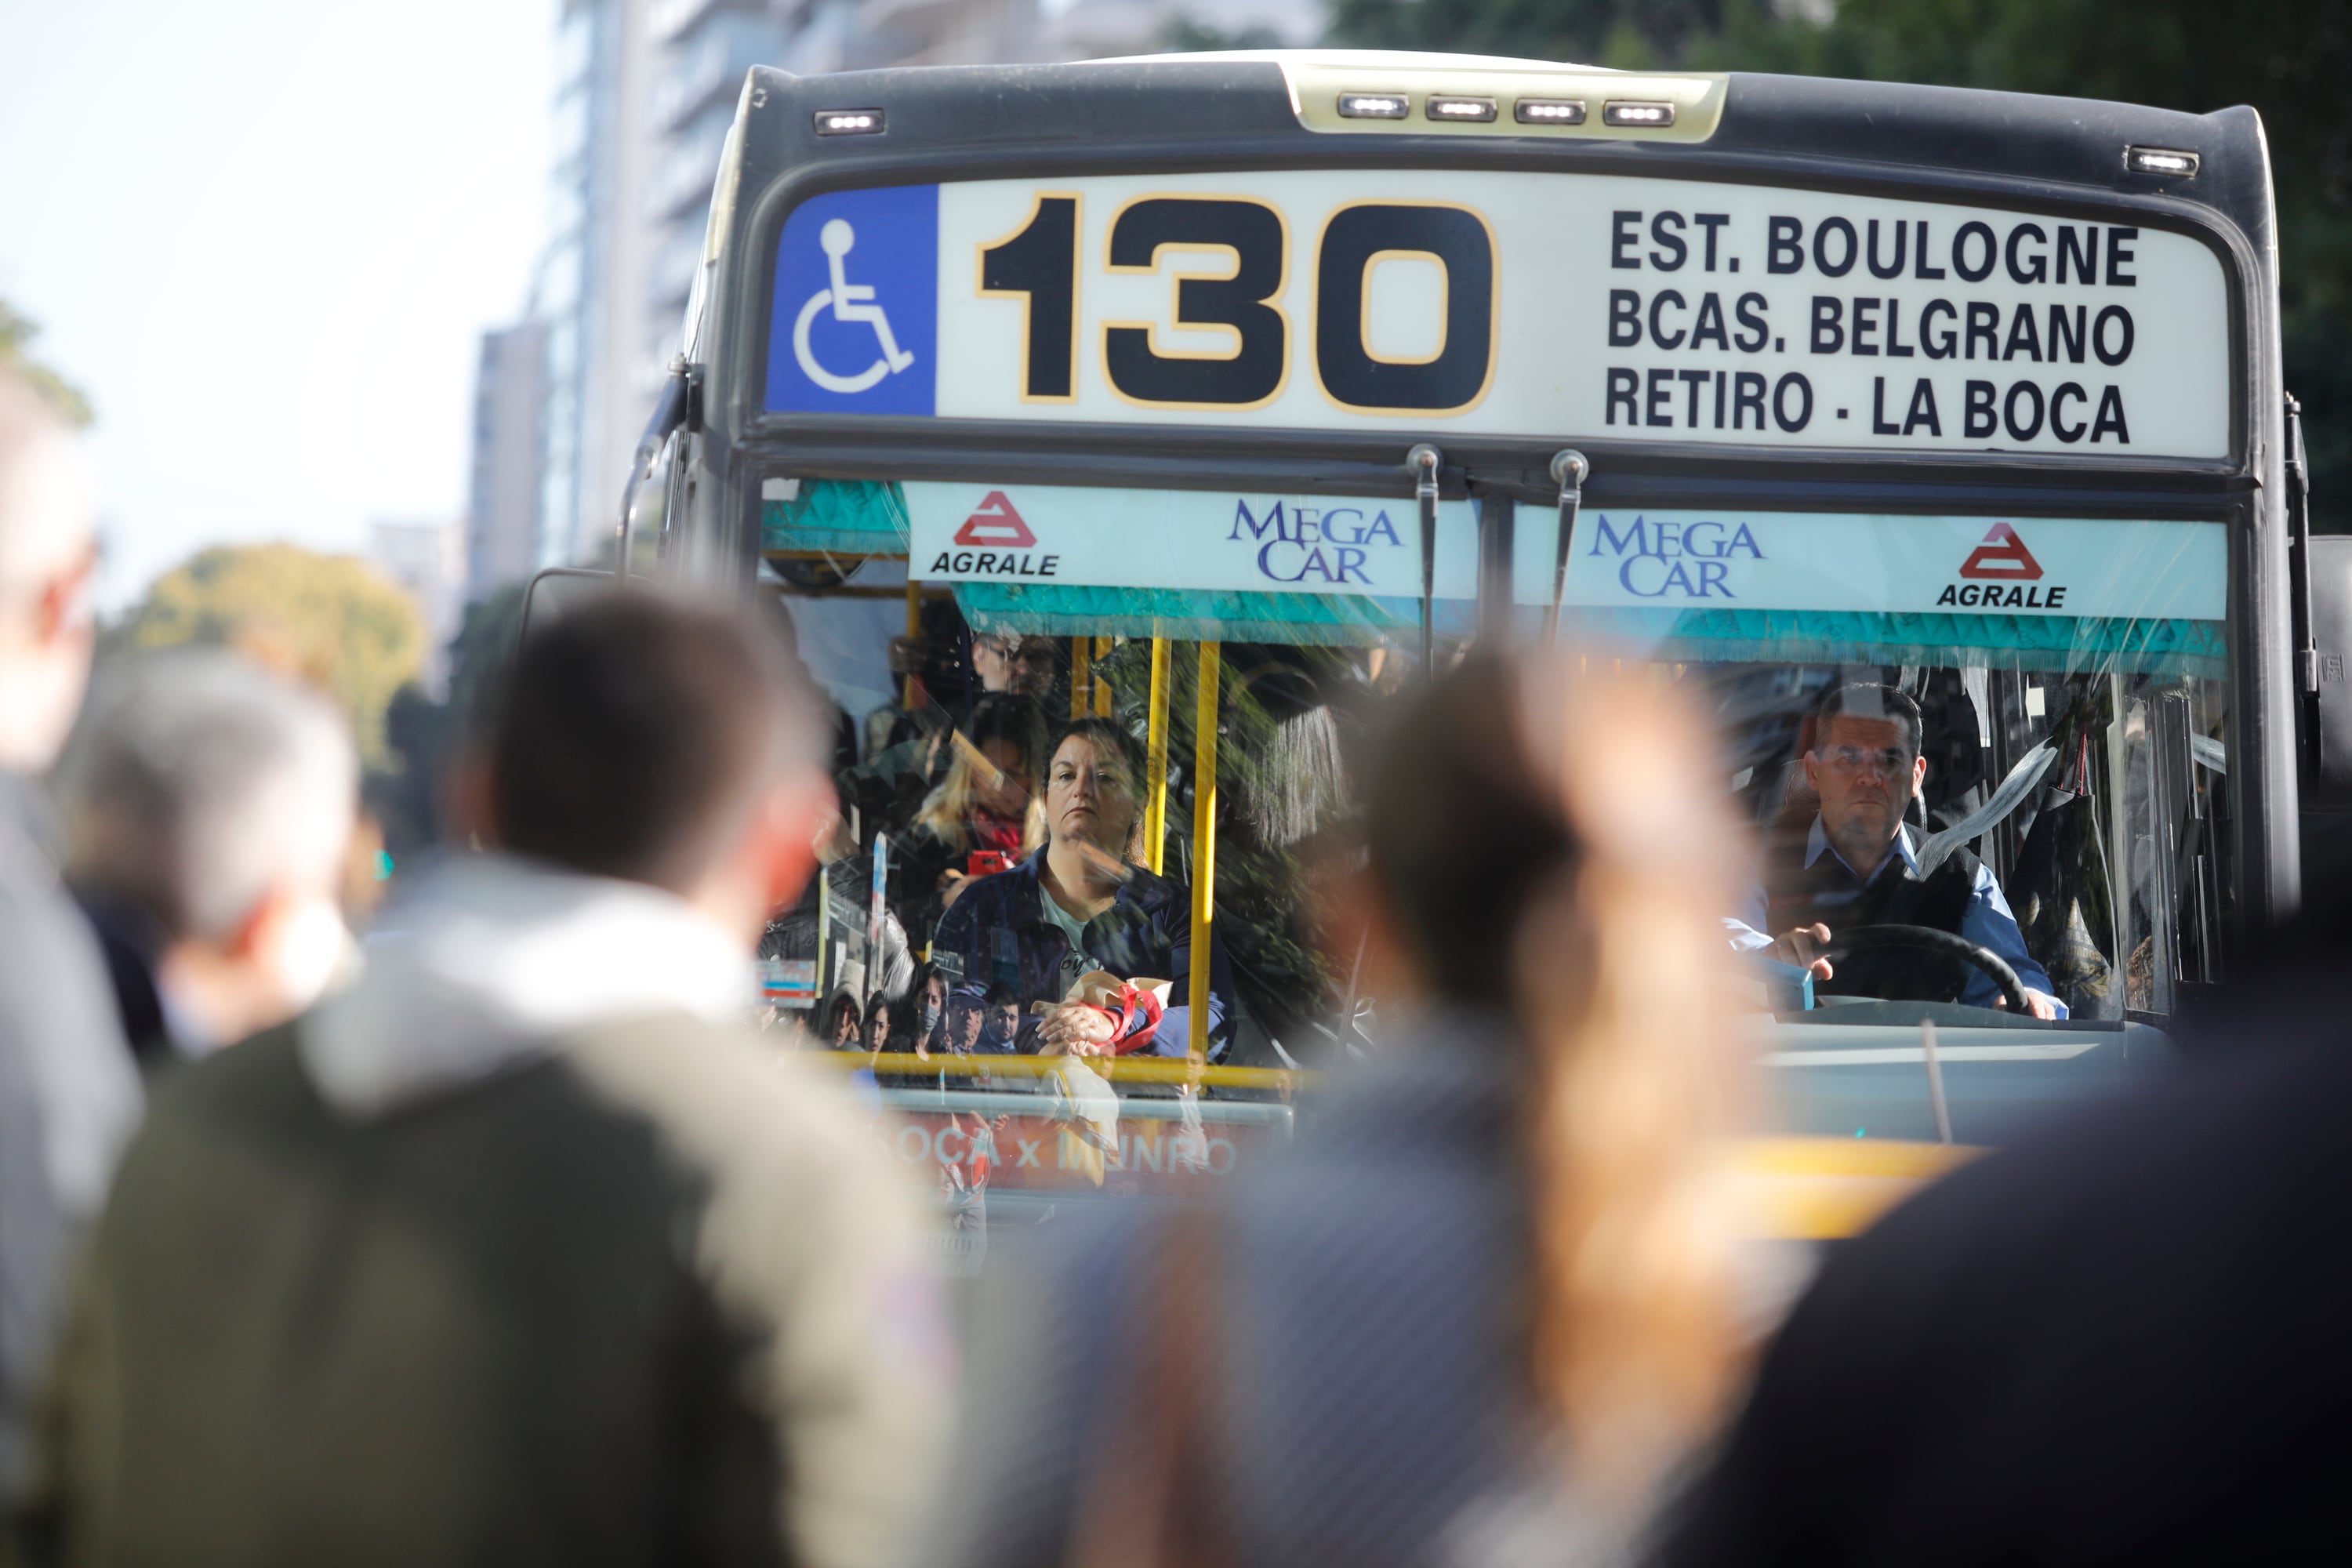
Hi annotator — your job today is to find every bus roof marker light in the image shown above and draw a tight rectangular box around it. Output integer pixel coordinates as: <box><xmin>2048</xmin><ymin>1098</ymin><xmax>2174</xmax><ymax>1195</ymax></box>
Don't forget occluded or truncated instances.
<box><xmin>1602</xmin><ymin>100</ymin><xmax>1675</xmax><ymax>128</ymax></box>
<box><xmin>1337</xmin><ymin>93</ymin><xmax>1410</xmax><ymax>120</ymax></box>
<box><xmin>815</xmin><ymin>108</ymin><xmax>885</xmax><ymax>136</ymax></box>
<box><xmin>1425</xmin><ymin>96</ymin><xmax>1497</xmax><ymax>122</ymax></box>
<box><xmin>2125</xmin><ymin>145</ymin><xmax>2198</xmax><ymax>177</ymax></box>
<box><xmin>1514</xmin><ymin>98</ymin><xmax>1588</xmax><ymax>125</ymax></box>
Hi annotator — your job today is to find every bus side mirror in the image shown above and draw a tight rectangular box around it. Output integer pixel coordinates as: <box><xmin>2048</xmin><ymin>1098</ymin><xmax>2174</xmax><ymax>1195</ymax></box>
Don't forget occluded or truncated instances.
<box><xmin>516</xmin><ymin>567</ymin><xmax>615</xmax><ymax>652</ymax></box>
<box><xmin>2301</xmin><ymin>537</ymin><xmax>2352</xmax><ymax>810</ymax></box>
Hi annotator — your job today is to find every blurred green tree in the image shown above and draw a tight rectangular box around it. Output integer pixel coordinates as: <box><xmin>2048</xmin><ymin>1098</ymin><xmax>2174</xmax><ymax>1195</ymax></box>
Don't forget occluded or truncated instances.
<box><xmin>119</xmin><ymin>543</ymin><xmax>426</xmax><ymax>768</ymax></box>
<box><xmin>1325</xmin><ymin>0</ymin><xmax>2352</xmax><ymax>524</ymax></box>
<box><xmin>0</xmin><ymin>299</ymin><xmax>94</xmax><ymax>426</ymax></box>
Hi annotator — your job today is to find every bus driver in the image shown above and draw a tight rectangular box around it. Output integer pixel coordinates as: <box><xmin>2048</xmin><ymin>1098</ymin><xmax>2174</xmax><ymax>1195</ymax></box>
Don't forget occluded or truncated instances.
<box><xmin>1732</xmin><ymin>684</ymin><xmax>2064</xmax><ymax>1020</ymax></box>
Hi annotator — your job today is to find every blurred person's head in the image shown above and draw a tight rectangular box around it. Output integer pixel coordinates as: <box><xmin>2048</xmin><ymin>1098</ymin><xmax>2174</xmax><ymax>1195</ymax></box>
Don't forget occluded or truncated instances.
<box><xmin>59</xmin><ymin>649</ymin><xmax>358</xmax><ymax>1049</ymax></box>
<box><xmin>822</xmin><ymin>990</ymin><xmax>862</xmax><ymax>1048</ymax></box>
<box><xmin>0</xmin><ymin>367</ymin><xmax>99</xmax><ymax>774</ymax></box>
<box><xmin>916</xmin><ymin>695</ymin><xmax>1047</xmax><ymax>849</ymax></box>
<box><xmin>1044</xmin><ymin>717</ymin><xmax>1145</xmax><ymax>863</ymax></box>
<box><xmin>916</xmin><ymin>964</ymin><xmax>949</xmax><ymax>1037</ymax></box>
<box><xmin>1008</xmin><ymin>636</ymin><xmax>1059</xmax><ymax>699</ymax></box>
<box><xmin>947</xmin><ymin>989</ymin><xmax>985</xmax><ymax>1053</ymax></box>
<box><xmin>984</xmin><ymin>982</ymin><xmax>1022</xmax><ymax>1048</ymax></box>
<box><xmin>1802</xmin><ymin>683</ymin><xmax>1926</xmax><ymax>875</ymax></box>
<box><xmin>862</xmin><ymin>992</ymin><xmax>896</xmax><ymax>1052</ymax></box>
<box><xmin>970</xmin><ymin>632</ymin><xmax>1020</xmax><ymax>694</ymax></box>
<box><xmin>1359</xmin><ymin>652</ymin><xmax>1748</xmax><ymax>1497</ymax></box>
<box><xmin>459</xmin><ymin>591</ymin><xmax>833</xmax><ymax>948</ymax></box>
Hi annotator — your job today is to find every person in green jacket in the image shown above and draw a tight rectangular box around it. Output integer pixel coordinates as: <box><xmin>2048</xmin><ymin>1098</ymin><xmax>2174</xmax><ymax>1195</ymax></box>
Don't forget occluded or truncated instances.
<box><xmin>12</xmin><ymin>591</ymin><xmax>949</xmax><ymax>1568</ymax></box>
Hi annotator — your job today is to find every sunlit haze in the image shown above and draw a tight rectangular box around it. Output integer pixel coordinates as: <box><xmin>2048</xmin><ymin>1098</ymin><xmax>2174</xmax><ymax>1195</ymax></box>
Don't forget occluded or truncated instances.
<box><xmin>0</xmin><ymin>0</ymin><xmax>553</xmax><ymax>608</ymax></box>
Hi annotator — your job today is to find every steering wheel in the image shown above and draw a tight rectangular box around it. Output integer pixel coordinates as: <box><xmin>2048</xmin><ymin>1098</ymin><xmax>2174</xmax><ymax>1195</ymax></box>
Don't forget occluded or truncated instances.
<box><xmin>1826</xmin><ymin>924</ymin><xmax>2031</xmax><ymax>1014</ymax></box>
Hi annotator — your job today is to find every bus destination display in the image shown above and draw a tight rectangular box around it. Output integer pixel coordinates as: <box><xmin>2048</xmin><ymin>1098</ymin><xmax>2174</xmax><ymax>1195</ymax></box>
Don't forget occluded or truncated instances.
<box><xmin>766</xmin><ymin>169</ymin><xmax>2230</xmax><ymax>459</ymax></box>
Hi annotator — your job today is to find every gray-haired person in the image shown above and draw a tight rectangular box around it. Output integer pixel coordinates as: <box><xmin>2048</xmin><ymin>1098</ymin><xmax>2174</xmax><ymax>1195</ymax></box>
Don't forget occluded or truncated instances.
<box><xmin>14</xmin><ymin>592</ymin><xmax>948</xmax><ymax>1566</ymax></box>
<box><xmin>58</xmin><ymin>649</ymin><xmax>358</xmax><ymax>1066</ymax></box>
<box><xmin>0</xmin><ymin>366</ymin><xmax>138</xmax><ymax>1498</ymax></box>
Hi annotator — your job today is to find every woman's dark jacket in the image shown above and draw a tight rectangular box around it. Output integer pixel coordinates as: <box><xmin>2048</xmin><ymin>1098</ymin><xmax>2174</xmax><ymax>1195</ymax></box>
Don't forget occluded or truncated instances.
<box><xmin>928</xmin><ymin>853</ymin><xmax>1233</xmax><ymax>1057</ymax></box>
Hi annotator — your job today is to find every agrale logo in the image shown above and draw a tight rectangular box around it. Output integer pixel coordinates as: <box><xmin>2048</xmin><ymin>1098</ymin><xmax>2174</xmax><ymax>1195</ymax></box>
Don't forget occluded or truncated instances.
<box><xmin>928</xmin><ymin>492</ymin><xmax>1060</xmax><ymax>579</ymax></box>
<box><xmin>953</xmin><ymin>492</ymin><xmax>1035</xmax><ymax>548</ymax></box>
<box><xmin>1940</xmin><ymin>523</ymin><xmax>2067</xmax><ymax>608</ymax></box>
<box><xmin>1958</xmin><ymin>523</ymin><xmax>2042</xmax><ymax>581</ymax></box>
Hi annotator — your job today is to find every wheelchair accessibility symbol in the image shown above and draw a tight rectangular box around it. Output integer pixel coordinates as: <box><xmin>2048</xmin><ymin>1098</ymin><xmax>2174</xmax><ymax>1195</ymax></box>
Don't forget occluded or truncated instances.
<box><xmin>793</xmin><ymin>220</ymin><xmax>916</xmax><ymax>394</ymax></box>
<box><xmin>766</xmin><ymin>183</ymin><xmax>937</xmax><ymax>416</ymax></box>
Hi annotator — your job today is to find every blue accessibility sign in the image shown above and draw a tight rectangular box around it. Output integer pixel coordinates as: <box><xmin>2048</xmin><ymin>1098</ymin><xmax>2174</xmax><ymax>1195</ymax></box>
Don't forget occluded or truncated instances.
<box><xmin>766</xmin><ymin>184</ymin><xmax>938</xmax><ymax>416</ymax></box>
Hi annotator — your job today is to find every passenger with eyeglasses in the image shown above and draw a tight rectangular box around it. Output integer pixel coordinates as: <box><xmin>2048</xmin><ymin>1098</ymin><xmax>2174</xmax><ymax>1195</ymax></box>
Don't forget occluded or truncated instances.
<box><xmin>1729</xmin><ymin>682</ymin><xmax>2064</xmax><ymax>1019</ymax></box>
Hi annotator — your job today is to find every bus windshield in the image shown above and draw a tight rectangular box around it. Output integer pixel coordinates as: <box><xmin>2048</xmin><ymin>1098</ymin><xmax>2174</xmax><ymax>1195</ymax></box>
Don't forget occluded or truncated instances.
<box><xmin>668</xmin><ymin>50</ymin><xmax>2272</xmax><ymax>1217</ymax></box>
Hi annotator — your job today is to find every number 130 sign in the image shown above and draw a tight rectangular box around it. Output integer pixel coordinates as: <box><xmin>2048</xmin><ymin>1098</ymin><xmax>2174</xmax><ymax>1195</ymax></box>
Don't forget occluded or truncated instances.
<box><xmin>766</xmin><ymin>172</ymin><xmax>1501</xmax><ymax>425</ymax></box>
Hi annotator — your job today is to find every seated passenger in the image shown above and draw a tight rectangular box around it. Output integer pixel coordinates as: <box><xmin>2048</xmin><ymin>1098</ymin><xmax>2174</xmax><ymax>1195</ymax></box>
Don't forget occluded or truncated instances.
<box><xmin>942</xmin><ymin>985</ymin><xmax>987</xmax><ymax>1055</ymax></box>
<box><xmin>891</xmin><ymin>694</ymin><xmax>1046</xmax><ymax>936</ymax></box>
<box><xmin>861</xmin><ymin>991</ymin><xmax>901</xmax><ymax>1056</ymax></box>
<box><xmin>818</xmin><ymin>989</ymin><xmax>863</xmax><ymax>1050</ymax></box>
<box><xmin>979</xmin><ymin>981</ymin><xmax>1025</xmax><ymax>1055</ymax></box>
<box><xmin>909</xmin><ymin>962</ymin><xmax>949</xmax><ymax>1055</ymax></box>
<box><xmin>1732</xmin><ymin>683</ymin><xmax>2066</xmax><ymax>1019</ymax></box>
<box><xmin>932</xmin><ymin>717</ymin><xmax>1233</xmax><ymax>1058</ymax></box>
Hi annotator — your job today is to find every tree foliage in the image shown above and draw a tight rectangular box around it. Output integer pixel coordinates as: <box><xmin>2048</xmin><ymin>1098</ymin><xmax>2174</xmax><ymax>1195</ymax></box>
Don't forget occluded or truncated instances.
<box><xmin>0</xmin><ymin>299</ymin><xmax>93</xmax><ymax>426</ymax></box>
<box><xmin>1325</xmin><ymin>0</ymin><xmax>2352</xmax><ymax>524</ymax></box>
<box><xmin>119</xmin><ymin>543</ymin><xmax>426</xmax><ymax>768</ymax></box>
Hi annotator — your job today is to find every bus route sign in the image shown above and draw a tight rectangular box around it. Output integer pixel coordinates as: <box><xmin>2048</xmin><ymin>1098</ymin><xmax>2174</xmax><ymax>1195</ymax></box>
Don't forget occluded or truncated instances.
<box><xmin>766</xmin><ymin>169</ymin><xmax>2230</xmax><ymax>459</ymax></box>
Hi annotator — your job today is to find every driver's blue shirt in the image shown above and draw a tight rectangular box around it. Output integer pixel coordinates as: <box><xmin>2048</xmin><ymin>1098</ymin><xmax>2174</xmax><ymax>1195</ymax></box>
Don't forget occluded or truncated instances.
<box><xmin>1729</xmin><ymin>818</ymin><xmax>2066</xmax><ymax>1017</ymax></box>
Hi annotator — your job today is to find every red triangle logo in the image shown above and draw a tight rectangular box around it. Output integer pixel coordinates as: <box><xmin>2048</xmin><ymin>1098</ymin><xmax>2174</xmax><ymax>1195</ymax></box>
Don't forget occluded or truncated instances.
<box><xmin>1958</xmin><ymin>522</ymin><xmax>2043</xmax><ymax>581</ymax></box>
<box><xmin>953</xmin><ymin>492</ymin><xmax>1035</xmax><ymax>548</ymax></box>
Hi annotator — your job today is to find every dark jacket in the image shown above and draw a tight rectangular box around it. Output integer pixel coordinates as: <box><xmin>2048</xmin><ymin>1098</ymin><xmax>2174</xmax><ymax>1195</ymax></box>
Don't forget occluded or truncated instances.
<box><xmin>1662</xmin><ymin>927</ymin><xmax>2352</xmax><ymax>1565</ymax></box>
<box><xmin>930</xmin><ymin>852</ymin><xmax>1233</xmax><ymax>1056</ymax></box>
<box><xmin>1764</xmin><ymin>831</ymin><xmax>1981</xmax><ymax>1004</ymax></box>
<box><xmin>0</xmin><ymin>776</ymin><xmax>138</xmax><ymax>1497</ymax></box>
<box><xmin>13</xmin><ymin>1014</ymin><xmax>941</xmax><ymax>1568</ymax></box>
<box><xmin>73</xmin><ymin>892</ymin><xmax>175</xmax><ymax>1071</ymax></box>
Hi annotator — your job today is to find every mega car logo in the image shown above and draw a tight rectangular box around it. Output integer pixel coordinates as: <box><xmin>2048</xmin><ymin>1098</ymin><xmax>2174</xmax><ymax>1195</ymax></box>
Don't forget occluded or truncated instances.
<box><xmin>1226</xmin><ymin>499</ymin><xmax>1406</xmax><ymax>586</ymax></box>
<box><xmin>1939</xmin><ymin>523</ymin><xmax>2067</xmax><ymax>608</ymax></box>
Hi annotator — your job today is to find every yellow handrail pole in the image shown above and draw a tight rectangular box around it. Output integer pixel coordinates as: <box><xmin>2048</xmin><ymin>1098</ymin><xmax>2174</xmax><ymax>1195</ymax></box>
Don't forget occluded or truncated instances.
<box><xmin>1145</xmin><ymin>637</ymin><xmax>1171</xmax><ymax>874</ymax></box>
<box><xmin>1093</xmin><ymin>635</ymin><xmax>1114</xmax><ymax>716</ymax></box>
<box><xmin>1189</xmin><ymin>641</ymin><xmax>1221</xmax><ymax>1063</ymax></box>
<box><xmin>902</xmin><ymin>578</ymin><xmax>922</xmax><ymax>710</ymax></box>
<box><xmin>1070</xmin><ymin>636</ymin><xmax>1091</xmax><ymax>719</ymax></box>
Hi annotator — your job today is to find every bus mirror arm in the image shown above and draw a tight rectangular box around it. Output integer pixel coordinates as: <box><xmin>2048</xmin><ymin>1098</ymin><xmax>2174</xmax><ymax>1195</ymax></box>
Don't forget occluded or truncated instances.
<box><xmin>615</xmin><ymin>357</ymin><xmax>704</xmax><ymax>589</ymax></box>
<box><xmin>2287</xmin><ymin>395</ymin><xmax>2318</xmax><ymax>697</ymax></box>
<box><xmin>2290</xmin><ymin>395</ymin><xmax>2352</xmax><ymax>810</ymax></box>
<box><xmin>1407</xmin><ymin>444</ymin><xmax>1443</xmax><ymax>677</ymax></box>
<box><xmin>1544</xmin><ymin>449</ymin><xmax>1589</xmax><ymax>646</ymax></box>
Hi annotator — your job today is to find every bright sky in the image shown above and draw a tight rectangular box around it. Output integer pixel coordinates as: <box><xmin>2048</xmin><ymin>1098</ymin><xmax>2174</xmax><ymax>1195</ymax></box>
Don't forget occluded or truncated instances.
<box><xmin>0</xmin><ymin>0</ymin><xmax>554</xmax><ymax>608</ymax></box>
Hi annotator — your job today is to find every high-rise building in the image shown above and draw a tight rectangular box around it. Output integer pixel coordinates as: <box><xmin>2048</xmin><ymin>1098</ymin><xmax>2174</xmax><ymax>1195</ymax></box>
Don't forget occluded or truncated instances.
<box><xmin>541</xmin><ymin>0</ymin><xmax>659</xmax><ymax>572</ymax></box>
<box><xmin>534</xmin><ymin>0</ymin><xmax>1325</xmax><ymax>575</ymax></box>
<box><xmin>368</xmin><ymin>519</ymin><xmax>466</xmax><ymax>699</ymax></box>
<box><xmin>463</xmin><ymin>321</ymin><xmax>549</xmax><ymax>604</ymax></box>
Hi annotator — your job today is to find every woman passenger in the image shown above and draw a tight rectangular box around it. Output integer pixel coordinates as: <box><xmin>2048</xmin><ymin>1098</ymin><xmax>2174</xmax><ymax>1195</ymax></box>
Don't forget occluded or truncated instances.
<box><xmin>931</xmin><ymin>717</ymin><xmax>1232</xmax><ymax>1058</ymax></box>
<box><xmin>861</xmin><ymin>991</ymin><xmax>901</xmax><ymax>1057</ymax></box>
<box><xmin>894</xmin><ymin>695</ymin><xmax>1047</xmax><ymax>935</ymax></box>
<box><xmin>924</xmin><ymin>653</ymin><xmax>1753</xmax><ymax>1566</ymax></box>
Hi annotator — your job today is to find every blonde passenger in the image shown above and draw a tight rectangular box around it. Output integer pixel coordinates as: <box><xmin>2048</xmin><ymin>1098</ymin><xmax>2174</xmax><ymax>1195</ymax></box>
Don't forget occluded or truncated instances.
<box><xmin>894</xmin><ymin>693</ymin><xmax>1046</xmax><ymax>934</ymax></box>
<box><xmin>924</xmin><ymin>652</ymin><xmax>1753</xmax><ymax>1566</ymax></box>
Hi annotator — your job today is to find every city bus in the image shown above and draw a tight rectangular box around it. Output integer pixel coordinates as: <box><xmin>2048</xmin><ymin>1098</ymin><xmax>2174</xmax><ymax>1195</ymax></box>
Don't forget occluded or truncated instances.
<box><xmin>572</xmin><ymin>48</ymin><xmax>2341</xmax><ymax>1248</ymax></box>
